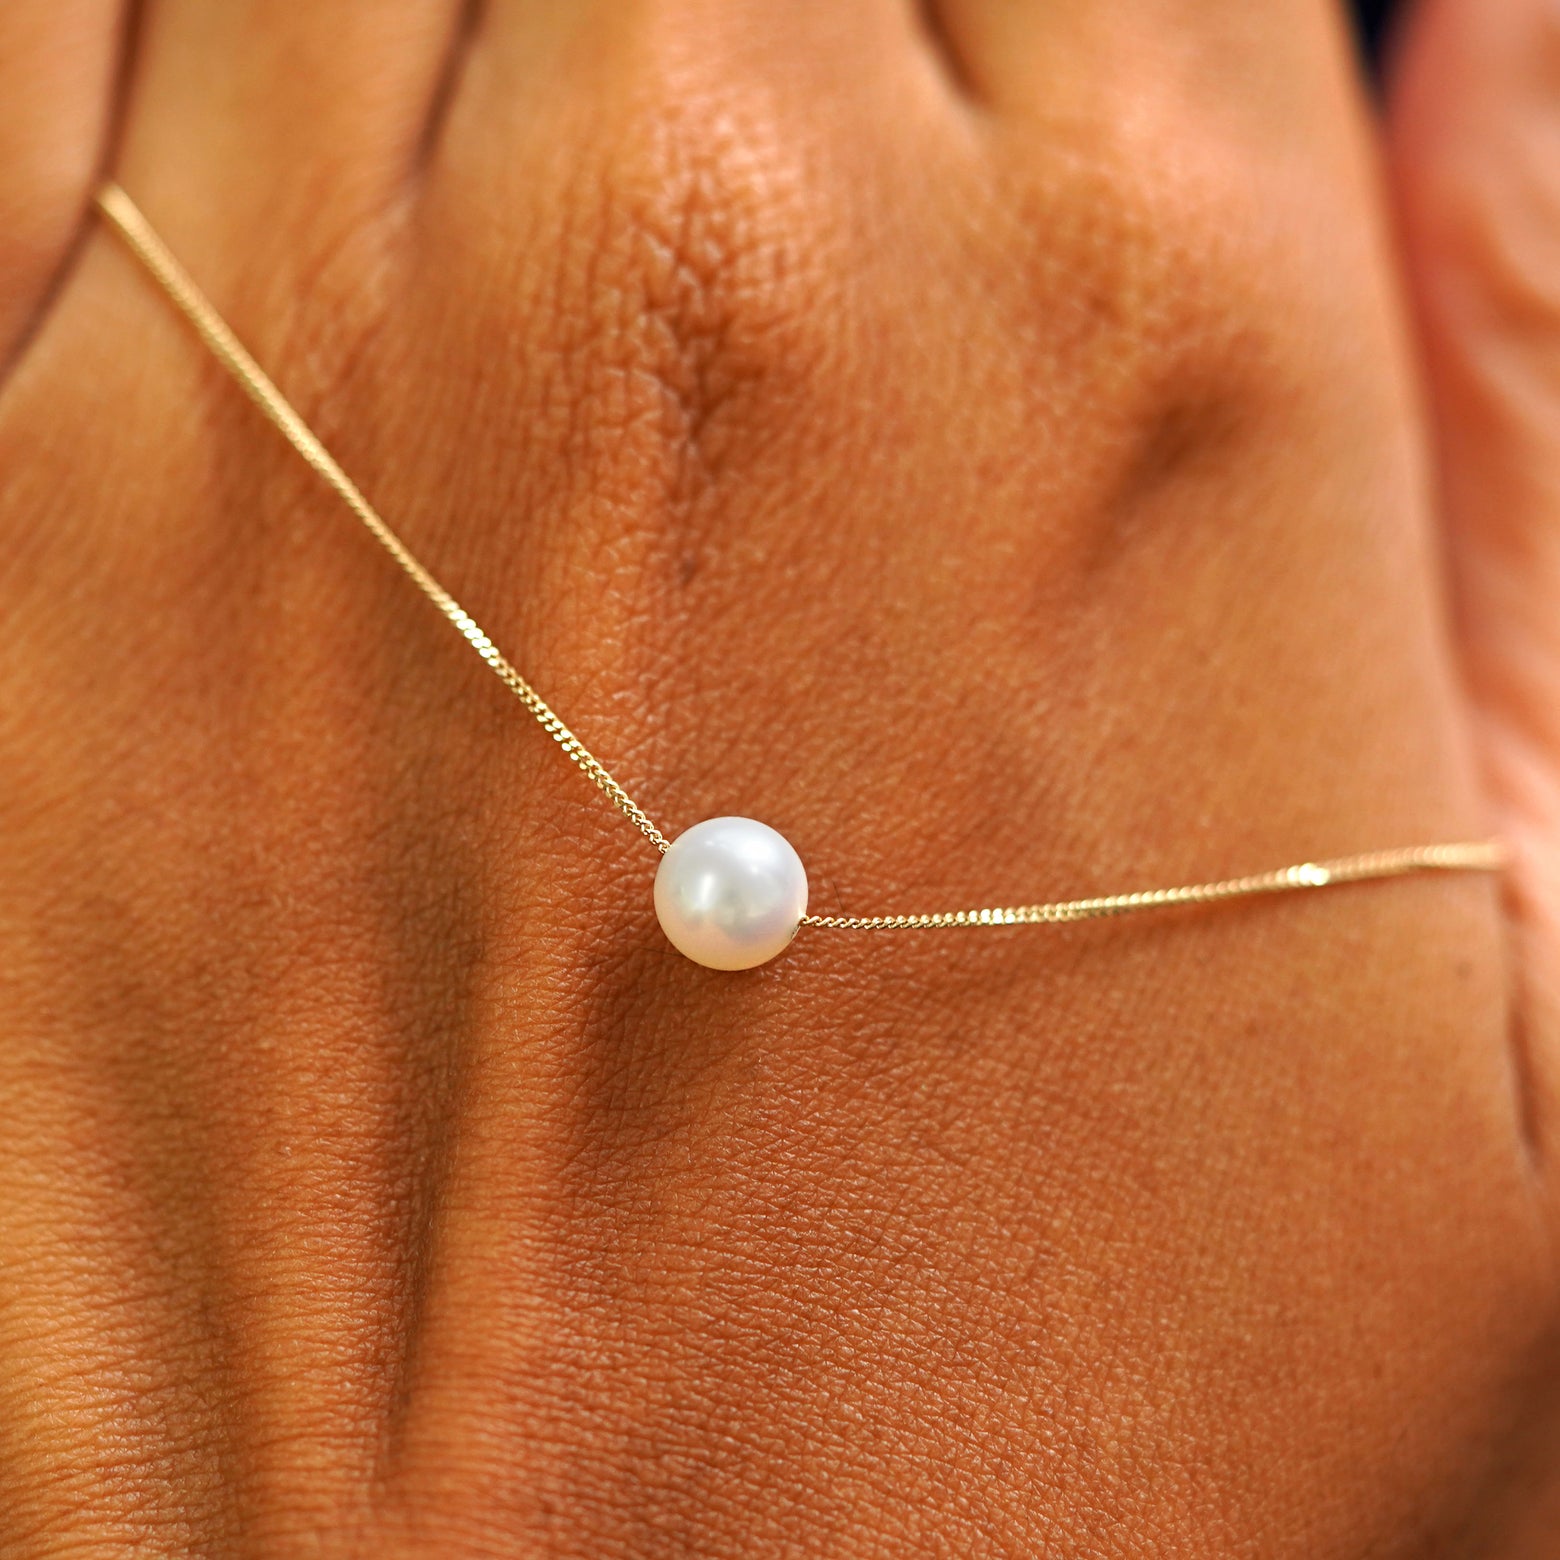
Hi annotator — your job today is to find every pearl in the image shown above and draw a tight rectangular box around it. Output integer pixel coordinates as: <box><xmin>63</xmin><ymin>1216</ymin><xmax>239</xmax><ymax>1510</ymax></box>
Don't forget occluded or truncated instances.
<box><xmin>654</xmin><ymin>817</ymin><xmax>809</xmax><ymax>970</ymax></box>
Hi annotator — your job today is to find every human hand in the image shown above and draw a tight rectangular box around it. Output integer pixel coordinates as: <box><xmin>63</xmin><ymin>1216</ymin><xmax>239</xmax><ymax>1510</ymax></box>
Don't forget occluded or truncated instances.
<box><xmin>1</xmin><ymin>1</ymin><xmax>1556</xmax><ymax>1553</ymax></box>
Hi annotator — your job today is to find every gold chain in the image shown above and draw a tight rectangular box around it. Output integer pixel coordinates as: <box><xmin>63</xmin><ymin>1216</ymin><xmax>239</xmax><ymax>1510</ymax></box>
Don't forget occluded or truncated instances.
<box><xmin>95</xmin><ymin>183</ymin><xmax>1507</xmax><ymax>934</ymax></box>
<box><xmin>95</xmin><ymin>183</ymin><xmax>671</xmax><ymax>855</ymax></box>
<box><xmin>800</xmin><ymin>841</ymin><xmax>1508</xmax><ymax>929</ymax></box>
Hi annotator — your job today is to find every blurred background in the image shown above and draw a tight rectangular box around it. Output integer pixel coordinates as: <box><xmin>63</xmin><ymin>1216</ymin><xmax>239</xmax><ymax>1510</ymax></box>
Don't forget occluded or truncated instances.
<box><xmin>1353</xmin><ymin>0</ymin><xmax>1399</xmax><ymax>69</ymax></box>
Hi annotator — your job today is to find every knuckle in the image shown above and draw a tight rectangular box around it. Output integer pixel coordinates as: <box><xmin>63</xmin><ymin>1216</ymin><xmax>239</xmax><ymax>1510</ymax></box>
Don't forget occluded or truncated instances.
<box><xmin>981</xmin><ymin>120</ymin><xmax>1385</xmax><ymax>536</ymax></box>
<box><xmin>997</xmin><ymin>140</ymin><xmax>1285</xmax><ymax>421</ymax></box>
<box><xmin>546</xmin><ymin>83</ymin><xmax>833</xmax><ymax>487</ymax></box>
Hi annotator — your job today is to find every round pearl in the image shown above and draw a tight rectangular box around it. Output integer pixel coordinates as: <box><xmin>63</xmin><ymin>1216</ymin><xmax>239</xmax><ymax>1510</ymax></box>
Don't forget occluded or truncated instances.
<box><xmin>654</xmin><ymin>817</ymin><xmax>809</xmax><ymax>970</ymax></box>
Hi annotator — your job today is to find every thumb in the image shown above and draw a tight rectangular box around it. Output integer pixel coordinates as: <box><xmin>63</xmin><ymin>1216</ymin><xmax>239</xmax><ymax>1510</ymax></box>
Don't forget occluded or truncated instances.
<box><xmin>1390</xmin><ymin>0</ymin><xmax>1560</xmax><ymax>1151</ymax></box>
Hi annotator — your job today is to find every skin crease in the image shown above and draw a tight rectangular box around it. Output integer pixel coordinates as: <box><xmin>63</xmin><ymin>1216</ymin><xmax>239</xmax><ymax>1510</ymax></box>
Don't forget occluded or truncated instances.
<box><xmin>0</xmin><ymin>0</ymin><xmax>1557</xmax><ymax>1555</ymax></box>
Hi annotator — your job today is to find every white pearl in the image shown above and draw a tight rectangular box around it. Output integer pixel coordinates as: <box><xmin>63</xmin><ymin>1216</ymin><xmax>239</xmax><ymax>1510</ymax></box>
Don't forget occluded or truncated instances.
<box><xmin>654</xmin><ymin>817</ymin><xmax>809</xmax><ymax>970</ymax></box>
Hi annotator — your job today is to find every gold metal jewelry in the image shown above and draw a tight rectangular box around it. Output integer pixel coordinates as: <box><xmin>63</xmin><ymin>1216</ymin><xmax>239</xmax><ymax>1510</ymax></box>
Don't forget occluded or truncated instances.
<box><xmin>94</xmin><ymin>183</ymin><xmax>1506</xmax><ymax>971</ymax></box>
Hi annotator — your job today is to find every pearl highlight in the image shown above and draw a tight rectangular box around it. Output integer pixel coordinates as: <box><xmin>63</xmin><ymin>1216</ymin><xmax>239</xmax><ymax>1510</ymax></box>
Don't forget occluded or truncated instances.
<box><xmin>654</xmin><ymin>817</ymin><xmax>808</xmax><ymax>970</ymax></box>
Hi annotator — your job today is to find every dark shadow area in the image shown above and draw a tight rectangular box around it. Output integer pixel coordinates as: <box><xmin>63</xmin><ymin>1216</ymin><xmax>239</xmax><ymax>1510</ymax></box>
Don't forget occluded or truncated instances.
<box><xmin>1352</xmin><ymin>0</ymin><xmax>1402</xmax><ymax>73</ymax></box>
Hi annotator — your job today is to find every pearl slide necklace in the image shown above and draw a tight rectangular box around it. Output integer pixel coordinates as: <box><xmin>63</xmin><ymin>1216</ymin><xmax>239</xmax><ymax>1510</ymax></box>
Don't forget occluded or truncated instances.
<box><xmin>94</xmin><ymin>184</ymin><xmax>1507</xmax><ymax>971</ymax></box>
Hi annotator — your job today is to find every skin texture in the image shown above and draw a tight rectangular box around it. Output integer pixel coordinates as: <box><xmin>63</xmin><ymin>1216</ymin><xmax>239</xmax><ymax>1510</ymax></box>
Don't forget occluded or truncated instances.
<box><xmin>0</xmin><ymin>0</ymin><xmax>1557</xmax><ymax>1554</ymax></box>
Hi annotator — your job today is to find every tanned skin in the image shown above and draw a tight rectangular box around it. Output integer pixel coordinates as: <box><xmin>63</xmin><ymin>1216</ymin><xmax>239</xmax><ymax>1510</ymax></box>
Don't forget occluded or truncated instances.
<box><xmin>1</xmin><ymin>0</ymin><xmax>1558</xmax><ymax>1554</ymax></box>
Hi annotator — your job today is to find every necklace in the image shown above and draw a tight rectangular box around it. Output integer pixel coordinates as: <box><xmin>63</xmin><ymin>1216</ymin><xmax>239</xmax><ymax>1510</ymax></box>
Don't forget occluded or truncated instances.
<box><xmin>94</xmin><ymin>183</ymin><xmax>1507</xmax><ymax>971</ymax></box>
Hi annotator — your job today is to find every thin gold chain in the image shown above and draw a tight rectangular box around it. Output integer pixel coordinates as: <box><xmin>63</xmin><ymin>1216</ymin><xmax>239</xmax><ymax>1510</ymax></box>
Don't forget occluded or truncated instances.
<box><xmin>95</xmin><ymin>183</ymin><xmax>671</xmax><ymax>855</ymax></box>
<box><xmin>95</xmin><ymin>182</ymin><xmax>1507</xmax><ymax>934</ymax></box>
<box><xmin>800</xmin><ymin>840</ymin><xmax>1508</xmax><ymax>930</ymax></box>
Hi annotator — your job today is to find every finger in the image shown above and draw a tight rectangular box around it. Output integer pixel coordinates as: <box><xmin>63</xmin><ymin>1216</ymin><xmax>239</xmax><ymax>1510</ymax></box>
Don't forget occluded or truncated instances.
<box><xmin>469</xmin><ymin>0</ymin><xmax>944</xmax><ymax>135</ymax></box>
<box><xmin>111</xmin><ymin>0</ymin><xmax>473</xmax><ymax>288</ymax></box>
<box><xmin>1390</xmin><ymin>0</ymin><xmax>1560</xmax><ymax>1148</ymax></box>
<box><xmin>0</xmin><ymin>0</ymin><xmax>125</xmax><ymax>370</ymax></box>
<box><xmin>402</xmin><ymin>0</ymin><xmax>974</xmax><ymax>611</ymax></box>
<box><xmin>925</xmin><ymin>0</ymin><xmax>1359</xmax><ymax>152</ymax></box>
